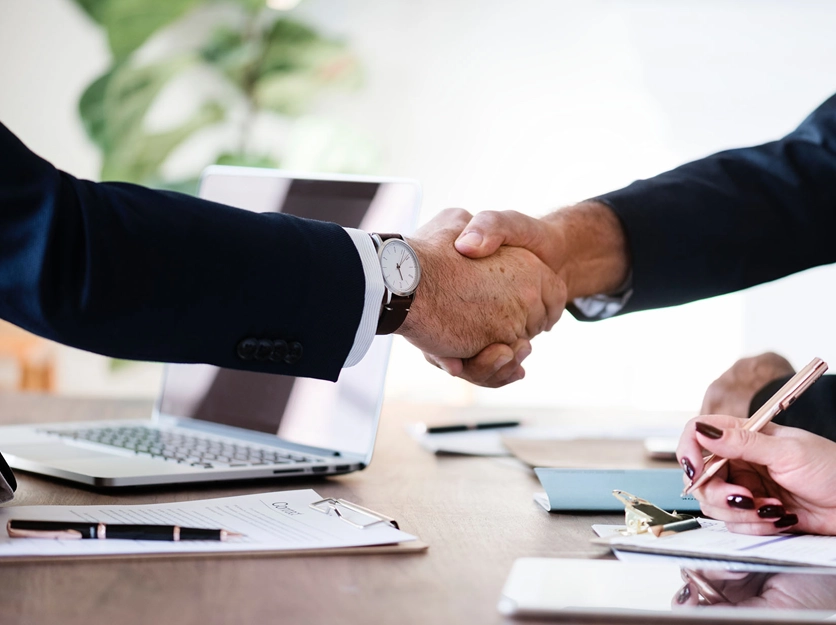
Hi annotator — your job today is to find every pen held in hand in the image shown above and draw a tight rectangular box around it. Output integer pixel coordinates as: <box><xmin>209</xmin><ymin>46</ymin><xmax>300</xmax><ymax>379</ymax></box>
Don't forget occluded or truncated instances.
<box><xmin>7</xmin><ymin>519</ymin><xmax>244</xmax><ymax>541</ymax></box>
<box><xmin>684</xmin><ymin>357</ymin><xmax>828</xmax><ymax>496</ymax></box>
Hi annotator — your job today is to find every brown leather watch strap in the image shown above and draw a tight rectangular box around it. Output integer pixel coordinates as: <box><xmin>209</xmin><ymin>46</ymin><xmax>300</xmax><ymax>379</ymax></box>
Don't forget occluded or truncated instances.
<box><xmin>376</xmin><ymin>293</ymin><xmax>412</xmax><ymax>335</ymax></box>
<box><xmin>374</xmin><ymin>232</ymin><xmax>401</xmax><ymax>242</ymax></box>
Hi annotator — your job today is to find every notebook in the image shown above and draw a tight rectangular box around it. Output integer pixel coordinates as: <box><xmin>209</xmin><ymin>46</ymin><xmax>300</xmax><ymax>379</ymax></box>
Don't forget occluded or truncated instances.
<box><xmin>0</xmin><ymin>168</ymin><xmax>421</xmax><ymax>487</ymax></box>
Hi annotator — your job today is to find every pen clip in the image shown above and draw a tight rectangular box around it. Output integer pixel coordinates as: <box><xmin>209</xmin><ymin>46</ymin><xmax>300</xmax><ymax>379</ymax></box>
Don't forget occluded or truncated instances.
<box><xmin>6</xmin><ymin>523</ymin><xmax>84</xmax><ymax>540</ymax></box>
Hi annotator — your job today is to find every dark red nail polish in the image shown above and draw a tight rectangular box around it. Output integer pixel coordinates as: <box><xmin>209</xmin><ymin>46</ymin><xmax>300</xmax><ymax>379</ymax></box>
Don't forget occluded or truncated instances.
<box><xmin>775</xmin><ymin>514</ymin><xmax>799</xmax><ymax>528</ymax></box>
<box><xmin>727</xmin><ymin>495</ymin><xmax>755</xmax><ymax>510</ymax></box>
<box><xmin>757</xmin><ymin>505</ymin><xmax>785</xmax><ymax>519</ymax></box>
<box><xmin>681</xmin><ymin>457</ymin><xmax>696</xmax><ymax>480</ymax></box>
<box><xmin>676</xmin><ymin>584</ymin><xmax>691</xmax><ymax>604</ymax></box>
<box><xmin>695</xmin><ymin>422</ymin><xmax>723</xmax><ymax>439</ymax></box>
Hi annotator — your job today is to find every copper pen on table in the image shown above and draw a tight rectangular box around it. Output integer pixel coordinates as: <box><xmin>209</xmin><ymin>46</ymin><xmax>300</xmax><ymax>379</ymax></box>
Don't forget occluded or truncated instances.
<box><xmin>7</xmin><ymin>519</ymin><xmax>243</xmax><ymax>541</ymax></box>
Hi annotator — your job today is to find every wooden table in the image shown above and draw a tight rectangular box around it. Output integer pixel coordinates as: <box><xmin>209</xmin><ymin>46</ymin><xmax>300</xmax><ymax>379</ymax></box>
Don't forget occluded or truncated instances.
<box><xmin>0</xmin><ymin>392</ymin><xmax>627</xmax><ymax>625</ymax></box>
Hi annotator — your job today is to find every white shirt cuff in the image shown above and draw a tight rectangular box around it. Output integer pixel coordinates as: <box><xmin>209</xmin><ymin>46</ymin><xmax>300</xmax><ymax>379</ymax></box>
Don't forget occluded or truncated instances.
<box><xmin>571</xmin><ymin>272</ymin><xmax>634</xmax><ymax>320</ymax></box>
<box><xmin>343</xmin><ymin>228</ymin><xmax>384</xmax><ymax>367</ymax></box>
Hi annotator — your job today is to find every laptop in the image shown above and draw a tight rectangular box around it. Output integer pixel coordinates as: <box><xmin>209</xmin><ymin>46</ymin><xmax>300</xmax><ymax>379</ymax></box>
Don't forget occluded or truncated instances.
<box><xmin>0</xmin><ymin>167</ymin><xmax>422</xmax><ymax>487</ymax></box>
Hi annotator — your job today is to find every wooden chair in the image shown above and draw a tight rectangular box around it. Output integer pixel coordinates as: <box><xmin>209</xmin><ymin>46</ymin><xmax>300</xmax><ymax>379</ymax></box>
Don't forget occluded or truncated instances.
<box><xmin>0</xmin><ymin>321</ymin><xmax>56</xmax><ymax>392</ymax></box>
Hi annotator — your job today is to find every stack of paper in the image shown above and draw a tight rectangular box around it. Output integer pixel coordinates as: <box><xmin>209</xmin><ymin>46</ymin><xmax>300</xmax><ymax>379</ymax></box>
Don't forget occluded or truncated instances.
<box><xmin>0</xmin><ymin>489</ymin><xmax>423</xmax><ymax>560</ymax></box>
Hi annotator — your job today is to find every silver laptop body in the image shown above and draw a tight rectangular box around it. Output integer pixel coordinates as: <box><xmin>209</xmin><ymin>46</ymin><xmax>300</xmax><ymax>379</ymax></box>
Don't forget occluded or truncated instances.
<box><xmin>0</xmin><ymin>168</ymin><xmax>421</xmax><ymax>486</ymax></box>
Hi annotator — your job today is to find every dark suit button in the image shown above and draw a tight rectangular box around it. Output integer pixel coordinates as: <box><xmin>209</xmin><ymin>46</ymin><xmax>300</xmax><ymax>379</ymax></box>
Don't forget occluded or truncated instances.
<box><xmin>236</xmin><ymin>338</ymin><xmax>258</xmax><ymax>360</ymax></box>
<box><xmin>254</xmin><ymin>339</ymin><xmax>274</xmax><ymax>361</ymax></box>
<box><xmin>284</xmin><ymin>341</ymin><xmax>303</xmax><ymax>364</ymax></box>
<box><xmin>269</xmin><ymin>340</ymin><xmax>288</xmax><ymax>362</ymax></box>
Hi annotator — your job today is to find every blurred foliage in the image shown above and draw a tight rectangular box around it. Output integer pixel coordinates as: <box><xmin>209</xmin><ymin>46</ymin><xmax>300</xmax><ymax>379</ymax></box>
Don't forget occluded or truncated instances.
<box><xmin>73</xmin><ymin>0</ymin><xmax>363</xmax><ymax>188</ymax></box>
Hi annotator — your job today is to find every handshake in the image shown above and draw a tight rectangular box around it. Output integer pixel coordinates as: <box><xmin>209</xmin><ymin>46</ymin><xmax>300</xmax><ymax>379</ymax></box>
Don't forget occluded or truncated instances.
<box><xmin>392</xmin><ymin>201</ymin><xmax>630</xmax><ymax>388</ymax></box>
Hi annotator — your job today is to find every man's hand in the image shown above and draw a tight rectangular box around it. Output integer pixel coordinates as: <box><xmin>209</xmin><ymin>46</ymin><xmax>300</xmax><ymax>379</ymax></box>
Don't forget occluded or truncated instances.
<box><xmin>424</xmin><ymin>201</ymin><xmax>630</xmax><ymax>387</ymax></box>
<box><xmin>700</xmin><ymin>352</ymin><xmax>795</xmax><ymax>417</ymax></box>
<box><xmin>396</xmin><ymin>209</ymin><xmax>566</xmax><ymax>374</ymax></box>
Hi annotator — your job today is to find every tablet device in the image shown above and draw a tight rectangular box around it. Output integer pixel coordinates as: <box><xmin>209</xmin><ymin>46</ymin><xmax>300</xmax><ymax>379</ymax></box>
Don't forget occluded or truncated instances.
<box><xmin>498</xmin><ymin>558</ymin><xmax>836</xmax><ymax>622</ymax></box>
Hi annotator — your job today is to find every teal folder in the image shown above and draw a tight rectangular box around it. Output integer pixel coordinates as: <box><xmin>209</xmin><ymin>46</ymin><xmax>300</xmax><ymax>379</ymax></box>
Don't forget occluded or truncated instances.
<box><xmin>534</xmin><ymin>467</ymin><xmax>701</xmax><ymax>512</ymax></box>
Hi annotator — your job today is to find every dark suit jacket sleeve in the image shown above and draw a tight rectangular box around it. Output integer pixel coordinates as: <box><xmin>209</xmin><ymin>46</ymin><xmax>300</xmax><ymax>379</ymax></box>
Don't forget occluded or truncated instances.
<box><xmin>0</xmin><ymin>122</ymin><xmax>365</xmax><ymax>382</ymax></box>
<box><xmin>594</xmin><ymin>93</ymin><xmax>836</xmax><ymax>315</ymax></box>
<box><xmin>750</xmin><ymin>374</ymin><xmax>836</xmax><ymax>442</ymax></box>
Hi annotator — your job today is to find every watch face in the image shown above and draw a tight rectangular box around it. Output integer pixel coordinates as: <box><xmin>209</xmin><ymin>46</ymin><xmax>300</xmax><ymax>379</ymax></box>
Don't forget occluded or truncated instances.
<box><xmin>379</xmin><ymin>239</ymin><xmax>421</xmax><ymax>296</ymax></box>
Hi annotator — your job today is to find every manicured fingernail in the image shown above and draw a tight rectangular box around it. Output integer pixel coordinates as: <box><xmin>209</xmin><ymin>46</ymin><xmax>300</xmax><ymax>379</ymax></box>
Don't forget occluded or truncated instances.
<box><xmin>492</xmin><ymin>354</ymin><xmax>513</xmax><ymax>371</ymax></box>
<box><xmin>757</xmin><ymin>505</ymin><xmax>785</xmax><ymax>519</ymax></box>
<box><xmin>727</xmin><ymin>495</ymin><xmax>755</xmax><ymax>510</ymax></box>
<box><xmin>775</xmin><ymin>514</ymin><xmax>799</xmax><ymax>529</ymax></box>
<box><xmin>676</xmin><ymin>584</ymin><xmax>691</xmax><ymax>604</ymax></box>
<box><xmin>456</xmin><ymin>231</ymin><xmax>483</xmax><ymax>248</ymax></box>
<box><xmin>681</xmin><ymin>457</ymin><xmax>695</xmax><ymax>480</ymax></box>
<box><xmin>695</xmin><ymin>422</ymin><xmax>723</xmax><ymax>439</ymax></box>
<box><xmin>516</xmin><ymin>346</ymin><xmax>532</xmax><ymax>362</ymax></box>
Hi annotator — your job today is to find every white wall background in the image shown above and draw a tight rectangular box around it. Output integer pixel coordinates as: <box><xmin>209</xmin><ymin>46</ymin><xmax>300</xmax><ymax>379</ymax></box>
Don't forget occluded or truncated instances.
<box><xmin>1</xmin><ymin>0</ymin><xmax>835</xmax><ymax>413</ymax></box>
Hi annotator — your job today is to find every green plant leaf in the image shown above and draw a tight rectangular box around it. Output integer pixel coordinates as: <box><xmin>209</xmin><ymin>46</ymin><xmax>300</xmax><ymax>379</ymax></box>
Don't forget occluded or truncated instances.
<box><xmin>215</xmin><ymin>152</ymin><xmax>279</xmax><ymax>168</ymax></box>
<box><xmin>105</xmin><ymin>56</ymin><xmax>196</xmax><ymax>146</ymax></box>
<box><xmin>101</xmin><ymin>101</ymin><xmax>224</xmax><ymax>183</ymax></box>
<box><xmin>80</xmin><ymin>56</ymin><xmax>225</xmax><ymax>184</ymax></box>
<box><xmin>146</xmin><ymin>177</ymin><xmax>202</xmax><ymax>196</ymax></box>
<box><xmin>200</xmin><ymin>26</ymin><xmax>261</xmax><ymax>88</ymax></box>
<box><xmin>72</xmin><ymin>0</ymin><xmax>108</xmax><ymax>23</ymax></box>
<box><xmin>74</xmin><ymin>0</ymin><xmax>201</xmax><ymax>60</ymax></box>
<box><xmin>78</xmin><ymin>68</ymin><xmax>116</xmax><ymax>151</ymax></box>
<box><xmin>230</xmin><ymin>0</ymin><xmax>269</xmax><ymax>12</ymax></box>
<box><xmin>251</xmin><ymin>19</ymin><xmax>361</xmax><ymax>115</ymax></box>
<box><xmin>80</xmin><ymin>59</ymin><xmax>194</xmax><ymax>159</ymax></box>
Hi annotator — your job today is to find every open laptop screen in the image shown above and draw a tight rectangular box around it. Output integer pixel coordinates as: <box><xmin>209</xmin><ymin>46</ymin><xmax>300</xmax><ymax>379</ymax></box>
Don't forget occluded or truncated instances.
<box><xmin>156</xmin><ymin>168</ymin><xmax>421</xmax><ymax>459</ymax></box>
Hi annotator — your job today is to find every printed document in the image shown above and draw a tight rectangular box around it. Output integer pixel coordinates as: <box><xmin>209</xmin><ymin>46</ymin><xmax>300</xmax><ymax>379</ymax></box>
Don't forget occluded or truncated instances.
<box><xmin>0</xmin><ymin>489</ymin><xmax>415</xmax><ymax>558</ymax></box>
<box><xmin>594</xmin><ymin>519</ymin><xmax>836</xmax><ymax>567</ymax></box>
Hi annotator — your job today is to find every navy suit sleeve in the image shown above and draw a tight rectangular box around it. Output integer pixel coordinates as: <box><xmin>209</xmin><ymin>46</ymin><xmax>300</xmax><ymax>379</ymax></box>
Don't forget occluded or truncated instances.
<box><xmin>596</xmin><ymin>94</ymin><xmax>836</xmax><ymax>314</ymax></box>
<box><xmin>750</xmin><ymin>374</ymin><xmax>836</xmax><ymax>442</ymax></box>
<box><xmin>0</xmin><ymin>122</ymin><xmax>365</xmax><ymax>382</ymax></box>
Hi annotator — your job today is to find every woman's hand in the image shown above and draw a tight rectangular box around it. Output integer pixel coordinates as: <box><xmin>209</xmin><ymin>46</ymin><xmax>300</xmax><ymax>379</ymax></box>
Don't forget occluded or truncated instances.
<box><xmin>673</xmin><ymin>568</ymin><xmax>836</xmax><ymax>611</ymax></box>
<box><xmin>677</xmin><ymin>414</ymin><xmax>836</xmax><ymax>535</ymax></box>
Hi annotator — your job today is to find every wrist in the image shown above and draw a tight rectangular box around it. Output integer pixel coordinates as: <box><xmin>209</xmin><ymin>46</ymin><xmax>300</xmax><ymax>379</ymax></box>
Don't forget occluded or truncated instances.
<box><xmin>545</xmin><ymin>200</ymin><xmax>631</xmax><ymax>300</ymax></box>
<box><xmin>395</xmin><ymin>236</ymin><xmax>434</xmax><ymax>341</ymax></box>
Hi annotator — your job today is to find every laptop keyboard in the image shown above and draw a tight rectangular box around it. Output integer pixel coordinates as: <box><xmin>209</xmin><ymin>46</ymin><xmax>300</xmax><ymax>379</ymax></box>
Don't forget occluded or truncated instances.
<box><xmin>42</xmin><ymin>426</ymin><xmax>326</xmax><ymax>469</ymax></box>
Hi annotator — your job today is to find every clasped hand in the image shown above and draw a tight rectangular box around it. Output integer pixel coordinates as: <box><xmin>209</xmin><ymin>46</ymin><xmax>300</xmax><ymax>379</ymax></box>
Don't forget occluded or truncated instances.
<box><xmin>397</xmin><ymin>209</ymin><xmax>565</xmax><ymax>377</ymax></box>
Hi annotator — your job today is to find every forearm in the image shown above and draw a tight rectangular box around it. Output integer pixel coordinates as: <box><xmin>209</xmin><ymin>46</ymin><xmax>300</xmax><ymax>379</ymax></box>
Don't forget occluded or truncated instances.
<box><xmin>541</xmin><ymin>200</ymin><xmax>631</xmax><ymax>301</ymax></box>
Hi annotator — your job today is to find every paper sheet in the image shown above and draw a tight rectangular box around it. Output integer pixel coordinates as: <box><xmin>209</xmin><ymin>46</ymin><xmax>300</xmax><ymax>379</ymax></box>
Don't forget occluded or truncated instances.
<box><xmin>0</xmin><ymin>489</ymin><xmax>415</xmax><ymax>558</ymax></box>
<box><xmin>408</xmin><ymin>423</ymin><xmax>682</xmax><ymax>457</ymax></box>
<box><xmin>593</xmin><ymin>519</ymin><xmax>836</xmax><ymax>567</ymax></box>
<box><xmin>591</xmin><ymin>523</ymin><xmax>789</xmax><ymax>571</ymax></box>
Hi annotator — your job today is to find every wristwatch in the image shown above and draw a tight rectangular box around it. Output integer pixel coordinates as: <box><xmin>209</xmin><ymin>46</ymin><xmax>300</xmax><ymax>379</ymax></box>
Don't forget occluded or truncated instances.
<box><xmin>370</xmin><ymin>233</ymin><xmax>422</xmax><ymax>335</ymax></box>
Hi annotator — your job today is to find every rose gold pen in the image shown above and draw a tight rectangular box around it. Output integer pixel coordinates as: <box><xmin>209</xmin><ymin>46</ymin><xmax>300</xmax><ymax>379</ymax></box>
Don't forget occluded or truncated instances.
<box><xmin>684</xmin><ymin>357</ymin><xmax>828</xmax><ymax>496</ymax></box>
<box><xmin>681</xmin><ymin>569</ymin><xmax>732</xmax><ymax>605</ymax></box>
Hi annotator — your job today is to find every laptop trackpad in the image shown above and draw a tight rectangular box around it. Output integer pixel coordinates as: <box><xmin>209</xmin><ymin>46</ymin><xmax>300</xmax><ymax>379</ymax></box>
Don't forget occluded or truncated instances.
<box><xmin>3</xmin><ymin>442</ymin><xmax>110</xmax><ymax>461</ymax></box>
<box><xmin>3</xmin><ymin>443</ymin><xmax>196</xmax><ymax>477</ymax></box>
